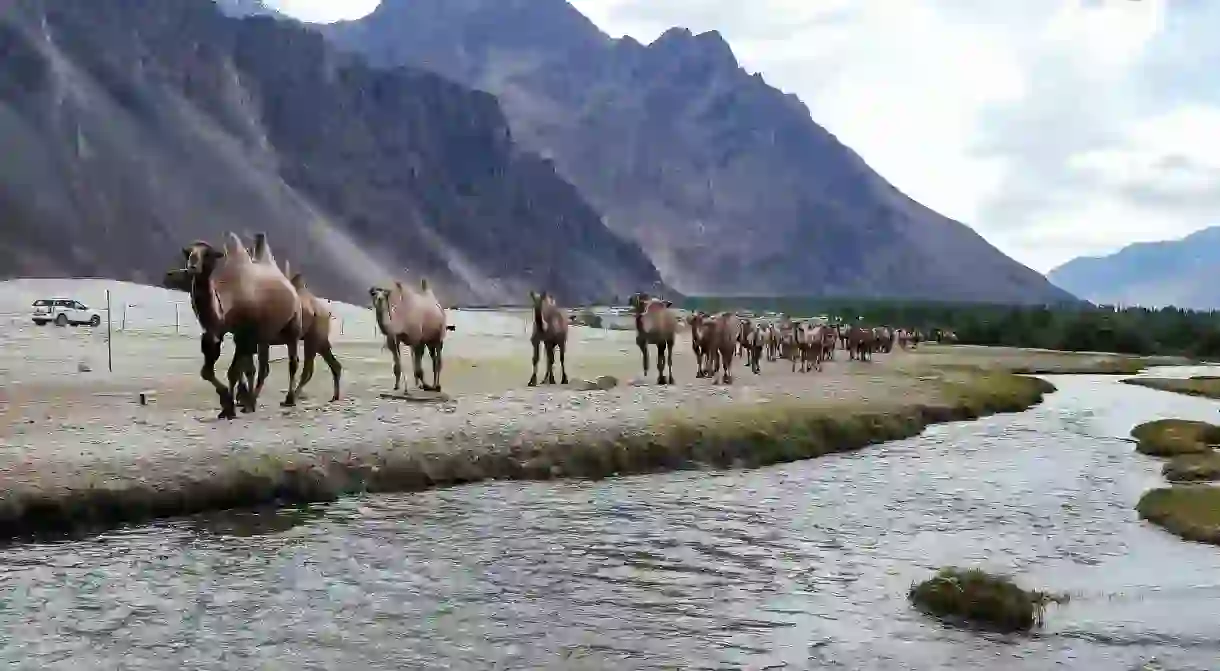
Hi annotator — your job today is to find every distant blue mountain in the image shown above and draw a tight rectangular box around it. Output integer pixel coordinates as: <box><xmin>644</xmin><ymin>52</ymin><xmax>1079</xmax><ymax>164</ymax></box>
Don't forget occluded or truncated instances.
<box><xmin>1048</xmin><ymin>226</ymin><xmax>1220</xmax><ymax>309</ymax></box>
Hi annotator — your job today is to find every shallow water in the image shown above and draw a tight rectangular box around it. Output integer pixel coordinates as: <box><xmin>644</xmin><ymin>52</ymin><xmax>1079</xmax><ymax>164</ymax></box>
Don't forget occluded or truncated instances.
<box><xmin>2</xmin><ymin>374</ymin><xmax>1220</xmax><ymax>670</ymax></box>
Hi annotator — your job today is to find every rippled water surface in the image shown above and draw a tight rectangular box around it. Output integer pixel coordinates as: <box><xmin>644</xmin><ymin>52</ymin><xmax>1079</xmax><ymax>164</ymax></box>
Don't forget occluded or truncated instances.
<box><xmin>3</xmin><ymin>374</ymin><xmax>1220</xmax><ymax>670</ymax></box>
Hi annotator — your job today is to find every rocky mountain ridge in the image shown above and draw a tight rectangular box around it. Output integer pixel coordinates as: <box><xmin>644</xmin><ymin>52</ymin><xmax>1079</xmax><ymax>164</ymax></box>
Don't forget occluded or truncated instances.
<box><xmin>0</xmin><ymin>0</ymin><xmax>665</xmax><ymax>305</ymax></box>
<box><xmin>321</xmin><ymin>0</ymin><xmax>1074</xmax><ymax>304</ymax></box>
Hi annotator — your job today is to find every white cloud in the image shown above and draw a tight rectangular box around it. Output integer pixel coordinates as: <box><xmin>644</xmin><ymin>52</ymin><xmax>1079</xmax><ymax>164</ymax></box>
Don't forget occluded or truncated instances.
<box><xmin>272</xmin><ymin>0</ymin><xmax>1219</xmax><ymax>273</ymax></box>
<box><xmin>264</xmin><ymin>0</ymin><xmax>378</xmax><ymax>22</ymax></box>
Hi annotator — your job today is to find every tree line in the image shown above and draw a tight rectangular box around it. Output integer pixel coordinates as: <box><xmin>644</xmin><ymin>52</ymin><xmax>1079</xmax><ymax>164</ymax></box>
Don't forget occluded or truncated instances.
<box><xmin>679</xmin><ymin>297</ymin><xmax>1220</xmax><ymax>359</ymax></box>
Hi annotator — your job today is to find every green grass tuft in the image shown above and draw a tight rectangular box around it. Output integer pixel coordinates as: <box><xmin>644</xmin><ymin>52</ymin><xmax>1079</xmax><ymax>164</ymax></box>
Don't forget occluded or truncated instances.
<box><xmin>1162</xmin><ymin>452</ymin><xmax>1220</xmax><ymax>483</ymax></box>
<box><xmin>1123</xmin><ymin>376</ymin><xmax>1220</xmax><ymax>400</ymax></box>
<box><xmin>1130</xmin><ymin>419</ymin><xmax>1220</xmax><ymax>457</ymax></box>
<box><xmin>1137</xmin><ymin>486</ymin><xmax>1220</xmax><ymax>545</ymax></box>
<box><xmin>908</xmin><ymin>567</ymin><xmax>1068</xmax><ymax>632</ymax></box>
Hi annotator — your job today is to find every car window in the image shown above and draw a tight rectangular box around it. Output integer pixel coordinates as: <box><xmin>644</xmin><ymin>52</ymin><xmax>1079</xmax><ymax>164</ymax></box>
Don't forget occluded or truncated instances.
<box><xmin>74</xmin><ymin>302</ymin><xmax>87</xmax><ymax>310</ymax></box>
<box><xmin>32</xmin><ymin>299</ymin><xmax>50</xmax><ymax>307</ymax></box>
<box><xmin>55</xmin><ymin>300</ymin><xmax>70</xmax><ymax>307</ymax></box>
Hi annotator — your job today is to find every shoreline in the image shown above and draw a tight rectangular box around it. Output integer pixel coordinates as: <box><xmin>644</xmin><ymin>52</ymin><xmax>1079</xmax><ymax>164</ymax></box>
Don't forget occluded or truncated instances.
<box><xmin>0</xmin><ymin>366</ymin><xmax>1054</xmax><ymax>541</ymax></box>
<box><xmin>0</xmin><ymin>337</ymin><xmax>1158</xmax><ymax>541</ymax></box>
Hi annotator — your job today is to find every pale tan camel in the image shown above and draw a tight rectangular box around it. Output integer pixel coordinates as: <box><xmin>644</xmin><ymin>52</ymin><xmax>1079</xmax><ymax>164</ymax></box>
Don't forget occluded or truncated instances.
<box><xmin>528</xmin><ymin>291</ymin><xmax>569</xmax><ymax>386</ymax></box>
<box><xmin>279</xmin><ymin>260</ymin><xmax>343</xmax><ymax>402</ymax></box>
<box><xmin>629</xmin><ymin>293</ymin><xmax>677</xmax><ymax>385</ymax></box>
<box><xmin>179</xmin><ymin>232</ymin><xmax>302</xmax><ymax>419</ymax></box>
<box><xmin>370</xmin><ymin>278</ymin><xmax>447</xmax><ymax>393</ymax></box>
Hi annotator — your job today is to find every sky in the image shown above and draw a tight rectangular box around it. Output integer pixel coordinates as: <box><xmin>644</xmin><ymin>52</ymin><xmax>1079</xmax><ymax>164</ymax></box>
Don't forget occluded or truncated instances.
<box><xmin>266</xmin><ymin>0</ymin><xmax>1217</xmax><ymax>273</ymax></box>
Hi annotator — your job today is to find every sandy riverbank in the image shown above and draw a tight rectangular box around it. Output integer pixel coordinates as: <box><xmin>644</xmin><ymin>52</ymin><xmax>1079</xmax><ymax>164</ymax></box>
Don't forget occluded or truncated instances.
<box><xmin>0</xmin><ymin>306</ymin><xmax>1164</xmax><ymax>539</ymax></box>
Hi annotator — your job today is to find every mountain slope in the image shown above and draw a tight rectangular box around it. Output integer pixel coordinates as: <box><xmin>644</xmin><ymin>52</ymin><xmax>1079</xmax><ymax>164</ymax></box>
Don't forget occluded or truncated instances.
<box><xmin>322</xmin><ymin>0</ymin><xmax>1074</xmax><ymax>304</ymax></box>
<box><xmin>0</xmin><ymin>0</ymin><xmax>664</xmax><ymax>305</ymax></box>
<box><xmin>1048</xmin><ymin>227</ymin><xmax>1220</xmax><ymax>309</ymax></box>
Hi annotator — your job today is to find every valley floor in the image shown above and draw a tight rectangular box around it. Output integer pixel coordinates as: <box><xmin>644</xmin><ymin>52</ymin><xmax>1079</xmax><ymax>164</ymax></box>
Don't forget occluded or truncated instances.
<box><xmin>0</xmin><ymin>313</ymin><xmax>1165</xmax><ymax>537</ymax></box>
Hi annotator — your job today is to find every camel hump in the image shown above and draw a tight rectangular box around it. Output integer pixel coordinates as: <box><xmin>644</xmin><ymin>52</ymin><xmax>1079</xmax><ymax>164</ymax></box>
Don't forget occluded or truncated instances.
<box><xmin>252</xmin><ymin>232</ymin><xmax>276</xmax><ymax>266</ymax></box>
<box><xmin>224</xmin><ymin>232</ymin><xmax>252</xmax><ymax>263</ymax></box>
<box><xmin>290</xmin><ymin>273</ymin><xmax>305</xmax><ymax>290</ymax></box>
<box><xmin>419</xmin><ymin>278</ymin><xmax>429</xmax><ymax>292</ymax></box>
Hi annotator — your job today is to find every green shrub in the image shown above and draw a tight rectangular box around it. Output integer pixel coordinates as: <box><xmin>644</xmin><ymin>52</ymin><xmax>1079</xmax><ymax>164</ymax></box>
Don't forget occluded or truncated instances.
<box><xmin>908</xmin><ymin>567</ymin><xmax>1066</xmax><ymax>632</ymax></box>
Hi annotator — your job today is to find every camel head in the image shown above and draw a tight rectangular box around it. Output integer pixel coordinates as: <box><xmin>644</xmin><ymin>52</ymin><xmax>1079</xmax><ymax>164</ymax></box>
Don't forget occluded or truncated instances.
<box><xmin>181</xmin><ymin>241</ymin><xmax>222</xmax><ymax>276</ymax></box>
<box><xmin>369</xmin><ymin>286</ymin><xmax>392</xmax><ymax>314</ymax></box>
<box><xmin>529</xmin><ymin>290</ymin><xmax>553</xmax><ymax>309</ymax></box>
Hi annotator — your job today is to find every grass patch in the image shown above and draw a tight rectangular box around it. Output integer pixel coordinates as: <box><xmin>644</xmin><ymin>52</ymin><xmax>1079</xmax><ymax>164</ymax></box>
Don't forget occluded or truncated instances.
<box><xmin>908</xmin><ymin>567</ymin><xmax>1067</xmax><ymax>632</ymax></box>
<box><xmin>1162</xmin><ymin>452</ymin><xmax>1220</xmax><ymax>483</ymax></box>
<box><xmin>1129</xmin><ymin>419</ymin><xmax>1220</xmax><ymax>457</ymax></box>
<box><xmin>1122</xmin><ymin>376</ymin><xmax>1220</xmax><ymax>400</ymax></box>
<box><xmin>1137</xmin><ymin>485</ymin><xmax>1220</xmax><ymax>545</ymax></box>
<box><xmin>1007</xmin><ymin>356</ymin><xmax>1150</xmax><ymax>375</ymax></box>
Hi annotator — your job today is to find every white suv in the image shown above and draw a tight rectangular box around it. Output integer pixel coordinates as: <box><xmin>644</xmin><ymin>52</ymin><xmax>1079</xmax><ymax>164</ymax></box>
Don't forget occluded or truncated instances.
<box><xmin>31</xmin><ymin>298</ymin><xmax>102</xmax><ymax>327</ymax></box>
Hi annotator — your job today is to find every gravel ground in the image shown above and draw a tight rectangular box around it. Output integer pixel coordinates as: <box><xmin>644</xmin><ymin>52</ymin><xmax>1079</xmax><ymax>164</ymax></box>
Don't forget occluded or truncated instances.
<box><xmin>0</xmin><ymin>305</ymin><xmax>1145</xmax><ymax>535</ymax></box>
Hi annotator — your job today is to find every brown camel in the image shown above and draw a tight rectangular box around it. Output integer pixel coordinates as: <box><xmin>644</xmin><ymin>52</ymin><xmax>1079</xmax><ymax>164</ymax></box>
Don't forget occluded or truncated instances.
<box><xmin>744</xmin><ymin>319</ymin><xmax>764</xmax><ymax>374</ymax></box>
<box><xmin>687</xmin><ymin>311</ymin><xmax>712</xmax><ymax>378</ymax></box>
<box><xmin>527</xmin><ymin>290</ymin><xmax>569</xmax><ymax>386</ymax></box>
<box><xmin>703</xmin><ymin>312</ymin><xmax>740</xmax><ymax>384</ymax></box>
<box><xmin>370</xmin><ymin>278</ymin><xmax>447</xmax><ymax>393</ymax></box>
<box><xmin>847</xmin><ymin>325</ymin><xmax>875</xmax><ymax>361</ymax></box>
<box><xmin>177</xmin><ymin>233</ymin><xmax>302</xmax><ymax>419</ymax></box>
<box><xmin>280</xmin><ymin>261</ymin><xmax>342</xmax><ymax>402</ymax></box>
<box><xmin>628</xmin><ymin>293</ymin><xmax>676</xmax><ymax>385</ymax></box>
<box><xmin>764</xmin><ymin>323</ymin><xmax>780</xmax><ymax>362</ymax></box>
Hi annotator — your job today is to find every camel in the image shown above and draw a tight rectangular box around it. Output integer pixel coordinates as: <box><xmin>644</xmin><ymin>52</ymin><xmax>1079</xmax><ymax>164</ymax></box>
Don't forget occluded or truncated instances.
<box><xmin>177</xmin><ymin>233</ymin><xmax>303</xmax><ymax>419</ymax></box>
<box><xmin>765</xmin><ymin>323</ymin><xmax>780</xmax><ymax>362</ymax></box>
<box><xmin>847</xmin><ymin>325</ymin><xmax>875</xmax><ymax>361</ymax></box>
<box><xmin>873</xmin><ymin>326</ymin><xmax>895</xmax><ymax>354</ymax></box>
<box><xmin>629</xmin><ymin>293</ymin><xmax>677</xmax><ymax>385</ymax></box>
<box><xmin>280</xmin><ymin>261</ymin><xmax>343</xmax><ymax>402</ymax></box>
<box><xmin>370</xmin><ymin>278</ymin><xmax>447</xmax><ymax>393</ymax></box>
<box><xmin>527</xmin><ymin>290</ymin><xmax>569</xmax><ymax>386</ymax></box>
<box><xmin>736</xmin><ymin>318</ymin><xmax>763</xmax><ymax>374</ymax></box>
<box><xmin>687</xmin><ymin>311</ymin><xmax>712</xmax><ymax>378</ymax></box>
<box><xmin>703</xmin><ymin>312</ymin><xmax>739</xmax><ymax>384</ymax></box>
<box><xmin>745</xmin><ymin>320</ymin><xmax>764</xmax><ymax>374</ymax></box>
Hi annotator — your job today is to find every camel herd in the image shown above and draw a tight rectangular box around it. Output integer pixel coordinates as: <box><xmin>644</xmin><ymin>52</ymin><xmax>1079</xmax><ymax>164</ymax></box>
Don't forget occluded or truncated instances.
<box><xmin>164</xmin><ymin>232</ymin><xmax>947</xmax><ymax>419</ymax></box>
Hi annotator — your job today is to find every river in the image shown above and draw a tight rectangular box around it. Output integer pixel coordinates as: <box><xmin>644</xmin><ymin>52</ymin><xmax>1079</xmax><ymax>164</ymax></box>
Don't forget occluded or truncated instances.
<box><xmin>1</xmin><ymin>373</ymin><xmax>1219</xmax><ymax>670</ymax></box>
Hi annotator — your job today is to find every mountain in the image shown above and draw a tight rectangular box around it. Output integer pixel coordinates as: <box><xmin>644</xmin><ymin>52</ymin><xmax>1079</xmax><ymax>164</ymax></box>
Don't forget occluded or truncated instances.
<box><xmin>0</xmin><ymin>0</ymin><xmax>664</xmax><ymax>305</ymax></box>
<box><xmin>1048</xmin><ymin>227</ymin><xmax>1220</xmax><ymax>309</ymax></box>
<box><xmin>321</xmin><ymin>0</ymin><xmax>1074</xmax><ymax>305</ymax></box>
<box><xmin>214</xmin><ymin>0</ymin><xmax>285</xmax><ymax>20</ymax></box>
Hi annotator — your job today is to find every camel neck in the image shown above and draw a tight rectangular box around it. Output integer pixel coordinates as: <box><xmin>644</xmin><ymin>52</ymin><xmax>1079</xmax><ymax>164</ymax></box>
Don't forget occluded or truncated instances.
<box><xmin>190</xmin><ymin>273</ymin><xmax>221</xmax><ymax>331</ymax></box>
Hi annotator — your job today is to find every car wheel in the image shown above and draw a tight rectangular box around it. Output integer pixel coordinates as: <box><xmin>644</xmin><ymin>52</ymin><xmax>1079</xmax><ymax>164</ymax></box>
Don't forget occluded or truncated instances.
<box><xmin>54</xmin><ymin>314</ymin><xmax>68</xmax><ymax>327</ymax></box>
<box><xmin>33</xmin><ymin>320</ymin><xmax>47</xmax><ymax>326</ymax></box>
<box><xmin>90</xmin><ymin>315</ymin><xmax>101</xmax><ymax>327</ymax></box>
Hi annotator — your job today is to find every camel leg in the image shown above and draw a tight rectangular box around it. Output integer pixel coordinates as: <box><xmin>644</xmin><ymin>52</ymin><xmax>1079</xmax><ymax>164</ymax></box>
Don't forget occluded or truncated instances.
<box><xmin>544</xmin><ymin>343</ymin><xmax>556</xmax><ymax>385</ymax></box>
<box><xmin>637</xmin><ymin>339</ymin><xmax>649</xmax><ymax>377</ymax></box>
<box><xmin>295</xmin><ymin>339</ymin><xmax>318</xmax><ymax>401</ymax></box>
<box><xmin>655</xmin><ymin>343</ymin><xmax>667</xmax><ymax>386</ymax></box>
<box><xmin>527</xmin><ymin>338</ymin><xmax>541</xmax><ymax>387</ymax></box>
<box><xmin>246</xmin><ymin>343</ymin><xmax>270</xmax><ymax>412</ymax></box>
<box><xmin>281</xmin><ymin>337</ymin><xmax>299</xmax><ymax>408</ymax></box>
<box><xmin>722</xmin><ymin>349</ymin><xmax>734</xmax><ymax>385</ymax></box>
<box><xmin>558</xmin><ymin>341</ymin><xmax>568</xmax><ymax>385</ymax></box>
<box><xmin>319</xmin><ymin>342</ymin><xmax>342</xmax><ymax>402</ymax></box>
<box><xmin>410</xmin><ymin>343</ymin><xmax>427</xmax><ymax>391</ymax></box>
<box><xmin>200</xmin><ymin>335</ymin><xmax>235</xmax><ymax>420</ymax></box>
<box><xmin>389</xmin><ymin>340</ymin><xmax>403</xmax><ymax>391</ymax></box>
<box><xmin>666</xmin><ymin>338</ymin><xmax>675</xmax><ymax>384</ymax></box>
<box><xmin>226</xmin><ymin>340</ymin><xmax>254</xmax><ymax>417</ymax></box>
<box><xmin>427</xmin><ymin>341</ymin><xmax>443</xmax><ymax>393</ymax></box>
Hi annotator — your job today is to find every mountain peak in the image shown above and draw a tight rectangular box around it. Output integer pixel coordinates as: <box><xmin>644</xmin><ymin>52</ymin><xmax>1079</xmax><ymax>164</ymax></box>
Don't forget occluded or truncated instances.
<box><xmin>650</xmin><ymin>27</ymin><xmax>739</xmax><ymax>68</ymax></box>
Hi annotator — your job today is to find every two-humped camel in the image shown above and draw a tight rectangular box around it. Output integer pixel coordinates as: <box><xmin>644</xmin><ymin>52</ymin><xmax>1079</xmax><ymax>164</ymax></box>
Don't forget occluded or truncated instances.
<box><xmin>527</xmin><ymin>290</ymin><xmax>569</xmax><ymax>386</ymax></box>
<box><xmin>280</xmin><ymin>260</ymin><xmax>342</xmax><ymax>402</ymax></box>
<box><xmin>178</xmin><ymin>232</ymin><xmax>302</xmax><ymax>419</ymax></box>
<box><xmin>702</xmin><ymin>312</ymin><xmax>740</xmax><ymax>384</ymax></box>
<box><xmin>370</xmin><ymin>278</ymin><xmax>447</xmax><ymax>393</ymax></box>
<box><xmin>687</xmin><ymin>311</ymin><xmax>710</xmax><ymax>378</ymax></box>
<box><xmin>629</xmin><ymin>293</ymin><xmax>676</xmax><ymax>385</ymax></box>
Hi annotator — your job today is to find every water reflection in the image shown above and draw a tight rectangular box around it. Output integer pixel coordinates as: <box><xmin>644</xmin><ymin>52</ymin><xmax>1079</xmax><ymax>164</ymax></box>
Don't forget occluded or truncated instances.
<box><xmin>0</xmin><ymin>374</ymin><xmax>1218</xmax><ymax>669</ymax></box>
